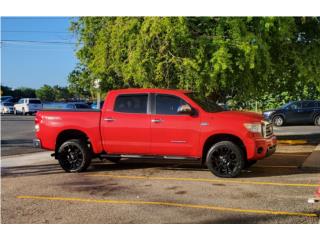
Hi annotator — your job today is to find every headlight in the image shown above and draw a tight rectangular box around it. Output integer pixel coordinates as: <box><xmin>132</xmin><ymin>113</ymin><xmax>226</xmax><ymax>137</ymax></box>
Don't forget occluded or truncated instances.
<box><xmin>244</xmin><ymin>123</ymin><xmax>262</xmax><ymax>133</ymax></box>
<box><xmin>35</xmin><ymin>124</ymin><xmax>40</xmax><ymax>132</ymax></box>
<box><xmin>263</xmin><ymin>111</ymin><xmax>274</xmax><ymax>116</ymax></box>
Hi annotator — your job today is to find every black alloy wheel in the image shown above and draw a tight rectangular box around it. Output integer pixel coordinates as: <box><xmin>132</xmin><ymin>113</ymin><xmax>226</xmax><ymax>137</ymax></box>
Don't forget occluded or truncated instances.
<box><xmin>206</xmin><ymin>141</ymin><xmax>244</xmax><ymax>178</ymax></box>
<box><xmin>57</xmin><ymin>139</ymin><xmax>92</xmax><ymax>172</ymax></box>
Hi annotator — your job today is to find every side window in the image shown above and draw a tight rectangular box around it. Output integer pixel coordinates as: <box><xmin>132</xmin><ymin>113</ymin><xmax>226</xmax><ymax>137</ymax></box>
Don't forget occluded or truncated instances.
<box><xmin>18</xmin><ymin>99</ymin><xmax>24</xmax><ymax>104</ymax></box>
<box><xmin>302</xmin><ymin>101</ymin><xmax>315</xmax><ymax>108</ymax></box>
<box><xmin>114</xmin><ymin>94</ymin><xmax>148</xmax><ymax>113</ymax></box>
<box><xmin>289</xmin><ymin>102</ymin><xmax>301</xmax><ymax>110</ymax></box>
<box><xmin>156</xmin><ymin>94</ymin><xmax>187</xmax><ymax>115</ymax></box>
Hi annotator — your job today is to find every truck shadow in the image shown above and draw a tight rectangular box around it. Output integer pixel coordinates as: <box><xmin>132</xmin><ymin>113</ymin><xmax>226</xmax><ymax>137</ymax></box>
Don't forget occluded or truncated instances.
<box><xmin>2</xmin><ymin>153</ymin><xmax>318</xmax><ymax>179</ymax></box>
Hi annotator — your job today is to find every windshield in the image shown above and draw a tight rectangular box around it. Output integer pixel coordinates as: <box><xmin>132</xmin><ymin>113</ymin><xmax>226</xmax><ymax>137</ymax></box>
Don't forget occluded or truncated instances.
<box><xmin>186</xmin><ymin>93</ymin><xmax>224</xmax><ymax>113</ymax></box>
<box><xmin>280</xmin><ymin>102</ymin><xmax>293</xmax><ymax>109</ymax></box>
<box><xmin>3</xmin><ymin>102</ymin><xmax>13</xmax><ymax>106</ymax></box>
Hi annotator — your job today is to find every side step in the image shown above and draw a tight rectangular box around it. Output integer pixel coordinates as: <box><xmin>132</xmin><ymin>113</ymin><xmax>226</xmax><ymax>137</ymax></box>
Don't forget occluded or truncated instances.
<box><xmin>100</xmin><ymin>154</ymin><xmax>199</xmax><ymax>161</ymax></box>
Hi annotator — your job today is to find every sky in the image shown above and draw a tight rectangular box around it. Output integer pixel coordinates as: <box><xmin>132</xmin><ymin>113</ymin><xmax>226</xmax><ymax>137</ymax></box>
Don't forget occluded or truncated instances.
<box><xmin>1</xmin><ymin>17</ymin><xmax>78</xmax><ymax>89</ymax></box>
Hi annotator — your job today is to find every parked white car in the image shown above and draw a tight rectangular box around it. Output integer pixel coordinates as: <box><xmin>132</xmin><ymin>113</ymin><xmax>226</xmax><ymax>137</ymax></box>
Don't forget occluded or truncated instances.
<box><xmin>14</xmin><ymin>98</ymin><xmax>43</xmax><ymax>115</ymax></box>
<box><xmin>0</xmin><ymin>102</ymin><xmax>14</xmax><ymax>114</ymax></box>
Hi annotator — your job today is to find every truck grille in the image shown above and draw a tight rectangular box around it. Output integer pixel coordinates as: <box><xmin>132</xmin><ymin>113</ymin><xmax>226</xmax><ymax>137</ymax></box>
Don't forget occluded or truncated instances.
<box><xmin>262</xmin><ymin>121</ymin><xmax>273</xmax><ymax>138</ymax></box>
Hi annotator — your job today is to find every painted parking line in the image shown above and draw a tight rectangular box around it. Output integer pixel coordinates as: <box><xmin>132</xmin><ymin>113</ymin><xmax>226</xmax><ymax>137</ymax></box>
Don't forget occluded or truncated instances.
<box><xmin>277</xmin><ymin>140</ymin><xmax>308</xmax><ymax>145</ymax></box>
<box><xmin>16</xmin><ymin>195</ymin><xmax>318</xmax><ymax>218</ymax></box>
<box><xmin>86</xmin><ymin>174</ymin><xmax>320</xmax><ymax>188</ymax></box>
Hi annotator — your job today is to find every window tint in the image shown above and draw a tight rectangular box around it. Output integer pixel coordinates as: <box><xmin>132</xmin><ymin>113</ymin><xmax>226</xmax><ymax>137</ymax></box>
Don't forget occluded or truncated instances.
<box><xmin>75</xmin><ymin>103</ymin><xmax>90</xmax><ymax>109</ymax></box>
<box><xmin>156</xmin><ymin>94</ymin><xmax>187</xmax><ymax>115</ymax></box>
<box><xmin>65</xmin><ymin>104</ymin><xmax>74</xmax><ymax>109</ymax></box>
<box><xmin>29</xmin><ymin>100</ymin><xmax>41</xmax><ymax>104</ymax></box>
<box><xmin>302</xmin><ymin>101</ymin><xmax>315</xmax><ymax>108</ymax></box>
<box><xmin>289</xmin><ymin>102</ymin><xmax>301</xmax><ymax>110</ymax></box>
<box><xmin>114</xmin><ymin>94</ymin><xmax>148</xmax><ymax>113</ymax></box>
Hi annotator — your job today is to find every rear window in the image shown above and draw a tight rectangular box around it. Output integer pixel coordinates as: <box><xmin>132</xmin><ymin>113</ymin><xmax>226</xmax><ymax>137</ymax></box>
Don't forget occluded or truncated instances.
<box><xmin>114</xmin><ymin>94</ymin><xmax>148</xmax><ymax>113</ymax></box>
<box><xmin>29</xmin><ymin>100</ymin><xmax>41</xmax><ymax>104</ymax></box>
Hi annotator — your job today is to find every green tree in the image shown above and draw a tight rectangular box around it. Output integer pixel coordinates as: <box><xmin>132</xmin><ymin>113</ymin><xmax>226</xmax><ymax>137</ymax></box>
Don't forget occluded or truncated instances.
<box><xmin>36</xmin><ymin>85</ymin><xmax>56</xmax><ymax>101</ymax></box>
<box><xmin>69</xmin><ymin>17</ymin><xmax>320</xmax><ymax>109</ymax></box>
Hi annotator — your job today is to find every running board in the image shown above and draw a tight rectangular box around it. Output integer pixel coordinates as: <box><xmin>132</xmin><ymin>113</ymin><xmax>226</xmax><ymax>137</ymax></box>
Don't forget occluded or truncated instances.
<box><xmin>100</xmin><ymin>154</ymin><xmax>199</xmax><ymax>161</ymax></box>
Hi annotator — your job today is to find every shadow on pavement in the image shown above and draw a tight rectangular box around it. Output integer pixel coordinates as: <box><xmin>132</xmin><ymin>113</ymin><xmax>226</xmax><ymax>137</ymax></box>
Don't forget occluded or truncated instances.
<box><xmin>2</xmin><ymin>152</ymin><xmax>318</xmax><ymax>179</ymax></box>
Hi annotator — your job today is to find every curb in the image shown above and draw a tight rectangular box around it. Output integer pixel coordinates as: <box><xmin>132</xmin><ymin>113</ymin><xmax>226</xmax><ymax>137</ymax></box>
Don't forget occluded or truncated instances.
<box><xmin>301</xmin><ymin>144</ymin><xmax>320</xmax><ymax>170</ymax></box>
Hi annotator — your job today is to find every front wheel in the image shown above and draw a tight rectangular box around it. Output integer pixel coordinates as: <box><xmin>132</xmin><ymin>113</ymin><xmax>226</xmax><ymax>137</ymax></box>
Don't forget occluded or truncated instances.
<box><xmin>314</xmin><ymin>115</ymin><xmax>320</xmax><ymax>126</ymax></box>
<box><xmin>273</xmin><ymin>115</ymin><xmax>284</xmax><ymax>127</ymax></box>
<box><xmin>57</xmin><ymin>139</ymin><xmax>92</xmax><ymax>172</ymax></box>
<box><xmin>206</xmin><ymin>141</ymin><xmax>244</xmax><ymax>178</ymax></box>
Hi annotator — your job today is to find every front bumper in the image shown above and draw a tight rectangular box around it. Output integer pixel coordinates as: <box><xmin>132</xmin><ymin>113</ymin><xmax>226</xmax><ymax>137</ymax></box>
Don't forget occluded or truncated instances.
<box><xmin>250</xmin><ymin>135</ymin><xmax>277</xmax><ymax>160</ymax></box>
<box><xmin>33</xmin><ymin>138</ymin><xmax>41</xmax><ymax>148</ymax></box>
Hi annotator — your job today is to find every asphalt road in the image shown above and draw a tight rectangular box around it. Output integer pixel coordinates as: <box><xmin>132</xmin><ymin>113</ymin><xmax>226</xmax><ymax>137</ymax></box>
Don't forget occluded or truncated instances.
<box><xmin>2</xmin><ymin>151</ymin><xmax>319</xmax><ymax>223</ymax></box>
<box><xmin>1</xmin><ymin>114</ymin><xmax>320</xmax><ymax>156</ymax></box>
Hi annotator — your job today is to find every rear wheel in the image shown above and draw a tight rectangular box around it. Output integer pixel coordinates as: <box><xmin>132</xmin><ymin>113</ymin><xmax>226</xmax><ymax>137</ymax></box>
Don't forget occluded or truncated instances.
<box><xmin>314</xmin><ymin>115</ymin><xmax>320</xmax><ymax>126</ymax></box>
<box><xmin>206</xmin><ymin>141</ymin><xmax>244</xmax><ymax>178</ymax></box>
<box><xmin>57</xmin><ymin>139</ymin><xmax>92</xmax><ymax>172</ymax></box>
<box><xmin>273</xmin><ymin>115</ymin><xmax>284</xmax><ymax>127</ymax></box>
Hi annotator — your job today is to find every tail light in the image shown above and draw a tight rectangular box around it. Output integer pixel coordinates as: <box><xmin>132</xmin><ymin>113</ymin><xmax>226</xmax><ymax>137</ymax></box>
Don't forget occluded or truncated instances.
<box><xmin>34</xmin><ymin>112</ymin><xmax>42</xmax><ymax>132</ymax></box>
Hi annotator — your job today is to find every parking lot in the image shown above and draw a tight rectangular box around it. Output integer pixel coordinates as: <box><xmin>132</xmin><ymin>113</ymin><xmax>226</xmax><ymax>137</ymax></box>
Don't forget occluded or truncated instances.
<box><xmin>1</xmin><ymin>115</ymin><xmax>320</xmax><ymax>224</ymax></box>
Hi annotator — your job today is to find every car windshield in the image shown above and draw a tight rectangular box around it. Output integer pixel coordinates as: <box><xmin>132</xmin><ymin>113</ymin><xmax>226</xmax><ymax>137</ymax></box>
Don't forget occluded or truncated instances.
<box><xmin>186</xmin><ymin>93</ymin><xmax>224</xmax><ymax>113</ymax></box>
<box><xmin>280</xmin><ymin>102</ymin><xmax>292</xmax><ymax>109</ymax></box>
<box><xmin>3</xmin><ymin>102</ymin><xmax>13</xmax><ymax>106</ymax></box>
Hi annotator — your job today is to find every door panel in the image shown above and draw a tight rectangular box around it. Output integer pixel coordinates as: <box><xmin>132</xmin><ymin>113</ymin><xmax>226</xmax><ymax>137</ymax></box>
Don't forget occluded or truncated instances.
<box><xmin>150</xmin><ymin>94</ymin><xmax>200</xmax><ymax>157</ymax></box>
<box><xmin>285</xmin><ymin>102</ymin><xmax>302</xmax><ymax>123</ymax></box>
<box><xmin>101</xmin><ymin>94</ymin><xmax>151</xmax><ymax>155</ymax></box>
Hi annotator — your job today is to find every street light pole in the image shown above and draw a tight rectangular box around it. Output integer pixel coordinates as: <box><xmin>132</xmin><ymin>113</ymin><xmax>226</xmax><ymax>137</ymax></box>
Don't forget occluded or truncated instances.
<box><xmin>93</xmin><ymin>79</ymin><xmax>101</xmax><ymax>109</ymax></box>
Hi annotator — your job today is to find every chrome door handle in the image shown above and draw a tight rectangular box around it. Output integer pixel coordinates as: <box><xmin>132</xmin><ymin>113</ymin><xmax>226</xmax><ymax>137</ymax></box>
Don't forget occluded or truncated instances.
<box><xmin>151</xmin><ymin>119</ymin><xmax>162</xmax><ymax>123</ymax></box>
<box><xmin>104</xmin><ymin>117</ymin><xmax>115</xmax><ymax>122</ymax></box>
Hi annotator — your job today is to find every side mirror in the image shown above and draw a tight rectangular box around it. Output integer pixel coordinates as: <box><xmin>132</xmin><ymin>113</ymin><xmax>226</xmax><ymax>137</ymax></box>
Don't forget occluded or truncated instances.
<box><xmin>177</xmin><ymin>104</ymin><xmax>193</xmax><ymax>115</ymax></box>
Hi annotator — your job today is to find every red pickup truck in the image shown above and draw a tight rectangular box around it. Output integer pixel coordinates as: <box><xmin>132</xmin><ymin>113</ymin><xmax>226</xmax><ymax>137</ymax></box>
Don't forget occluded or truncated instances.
<box><xmin>34</xmin><ymin>88</ymin><xmax>277</xmax><ymax>178</ymax></box>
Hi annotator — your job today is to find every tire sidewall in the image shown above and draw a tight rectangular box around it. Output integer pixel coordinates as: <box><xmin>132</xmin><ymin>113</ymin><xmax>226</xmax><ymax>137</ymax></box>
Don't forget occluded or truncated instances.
<box><xmin>273</xmin><ymin>115</ymin><xmax>284</xmax><ymax>126</ymax></box>
<box><xmin>206</xmin><ymin>141</ymin><xmax>244</xmax><ymax>178</ymax></box>
<box><xmin>315</xmin><ymin>115</ymin><xmax>320</xmax><ymax>126</ymax></box>
<box><xmin>57</xmin><ymin>139</ymin><xmax>91</xmax><ymax>172</ymax></box>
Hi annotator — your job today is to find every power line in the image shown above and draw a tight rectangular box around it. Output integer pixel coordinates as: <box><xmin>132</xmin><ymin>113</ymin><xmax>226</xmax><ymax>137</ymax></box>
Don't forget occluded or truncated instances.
<box><xmin>1</xmin><ymin>39</ymin><xmax>77</xmax><ymax>45</ymax></box>
<box><xmin>2</xmin><ymin>30</ymin><xmax>72</xmax><ymax>34</ymax></box>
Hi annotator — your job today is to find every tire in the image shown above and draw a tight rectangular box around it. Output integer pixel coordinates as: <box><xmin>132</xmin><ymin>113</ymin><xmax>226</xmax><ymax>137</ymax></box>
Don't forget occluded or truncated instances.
<box><xmin>22</xmin><ymin>108</ymin><xmax>26</xmax><ymax>116</ymax></box>
<box><xmin>244</xmin><ymin>160</ymin><xmax>257</xmax><ymax>169</ymax></box>
<box><xmin>106</xmin><ymin>157</ymin><xmax>121</xmax><ymax>163</ymax></box>
<box><xmin>57</xmin><ymin>139</ymin><xmax>92</xmax><ymax>172</ymax></box>
<box><xmin>14</xmin><ymin>108</ymin><xmax>17</xmax><ymax>115</ymax></box>
<box><xmin>206</xmin><ymin>141</ymin><xmax>244</xmax><ymax>178</ymax></box>
<box><xmin>314</xmin><ymin>115</ymin><xmax>320</xmax><ymax>126</ymax></box>
<box><xmin>273</xmin><ymin>115</ymin><xmax>284</xmax><ymax>127</ymax></box>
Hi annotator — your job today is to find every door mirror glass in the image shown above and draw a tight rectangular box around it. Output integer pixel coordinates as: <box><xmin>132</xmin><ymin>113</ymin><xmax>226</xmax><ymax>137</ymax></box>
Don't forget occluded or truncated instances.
<box><xmin>177</xmin><ymin>104</ymin><xmax>193</xmax><ymax>115</ymax></box>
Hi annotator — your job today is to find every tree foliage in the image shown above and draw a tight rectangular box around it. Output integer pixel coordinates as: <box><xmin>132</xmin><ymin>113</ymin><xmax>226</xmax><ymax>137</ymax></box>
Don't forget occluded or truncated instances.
<box><xmin>69</xmin><ymin>17</ymin><xmax>320</xmax><ymax>109</ymax></box>
<box><xmin>36</xmin><ymin>85</ymin><xmax>72</xmax><ymax>101</ymax></box>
